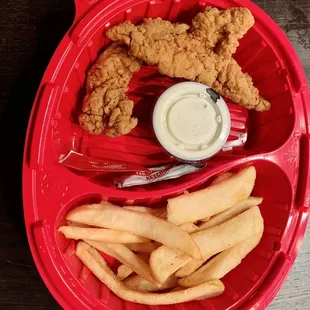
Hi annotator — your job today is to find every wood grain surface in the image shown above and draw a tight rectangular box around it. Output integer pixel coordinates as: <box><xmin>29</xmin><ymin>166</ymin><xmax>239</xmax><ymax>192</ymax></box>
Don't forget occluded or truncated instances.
<box><xmin>0</xmin><ymin>0</ymin><xmax>309</xmax><ymax>309</ymax></box>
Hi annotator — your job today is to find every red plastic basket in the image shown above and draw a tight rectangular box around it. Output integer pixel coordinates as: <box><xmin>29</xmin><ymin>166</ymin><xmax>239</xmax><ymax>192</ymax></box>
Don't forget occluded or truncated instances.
<box><xmin>23</xmin><ymin>0</ymin><xmax>310</xmax><ymax>309</ymax></box>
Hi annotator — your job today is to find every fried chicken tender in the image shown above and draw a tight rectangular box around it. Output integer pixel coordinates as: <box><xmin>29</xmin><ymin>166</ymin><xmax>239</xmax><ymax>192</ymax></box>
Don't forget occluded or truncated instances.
<box><xmin>79</xmin><ymin>43</ymin><xmax>141</xmax><ymax>136</ymax></box>
<box><xmin>106</xmin><ymin>7</ymin><xmax>270</xmax><ymax>112</ymax></box>
<box><xmin>190</xmin><ymin>6</ymin><xmax>256</xmax><ymax>57</ymax></box>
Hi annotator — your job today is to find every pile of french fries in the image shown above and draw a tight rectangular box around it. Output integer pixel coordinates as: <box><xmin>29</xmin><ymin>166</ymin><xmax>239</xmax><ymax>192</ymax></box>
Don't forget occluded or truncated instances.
<box><xmin>59</xmin><ymin>166</ymin><xmax>264</xmax><ymax>305</ymax></box>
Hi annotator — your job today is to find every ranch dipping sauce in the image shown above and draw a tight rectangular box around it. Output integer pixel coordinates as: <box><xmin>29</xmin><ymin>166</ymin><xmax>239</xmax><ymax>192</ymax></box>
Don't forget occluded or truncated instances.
<box><xmin>153</xmin><ymin>82</ymin><xmax>231</xmax><ymax>162</ymax></box>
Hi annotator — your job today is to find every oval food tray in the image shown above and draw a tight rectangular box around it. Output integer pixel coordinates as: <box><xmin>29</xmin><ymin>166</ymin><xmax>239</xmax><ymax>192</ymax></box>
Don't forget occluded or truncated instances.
<box><xmin>23</xmin><ymin>0</ymin><xmax>310</xmax><ymax>309</ymax></box>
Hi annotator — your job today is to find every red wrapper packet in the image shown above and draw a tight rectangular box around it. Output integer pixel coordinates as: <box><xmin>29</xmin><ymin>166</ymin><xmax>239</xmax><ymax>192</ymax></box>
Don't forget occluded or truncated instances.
<box><xmin>114</xmin><ymin>164</ymin><xmax>204</xmax><ymax>188</ymax></box>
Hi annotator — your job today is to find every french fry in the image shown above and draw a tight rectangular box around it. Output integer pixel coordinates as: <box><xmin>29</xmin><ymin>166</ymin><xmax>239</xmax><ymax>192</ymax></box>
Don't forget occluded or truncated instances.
<box><xmin>76</xmin><ymin>242</ymin><xmax>224</xmax><ymax>305</ymax></box>
<box><xmin>124</xmin><ymin>206</ymin><xmax>156</xmax><ymax>213</ymax></box>
<box><xmin>179</xmin><ymin>233</ymin><xmax>263</xmax><ymax>287</ymax></box>
<box><xmin>117</xmin><ymin>264</ymin><xmax>134</xmax><ymax>280</ymax></box>
<box><xmin>196</xmin><ymin>196</ymin><xmax>263</xmax><ymax>232</ymax></box>
<box><xmin>179</xmin><ymin>223</ymin><xmax>199</xmax><ymax>233</ymax></box>
<box><xmin>149</xmin><ymin>246</ymin><xmax>192</xmax><ymax>283</ymax></box>
<box><xmin>117</xmin><ymin>253</ymin><xmax>150</xmax><ymax>280</ymax></box>
<box><xmin>198</xmin><ymin>172</ymin><xmax>234</xmax><ymax>222</ymax></box>
<box><xmin>126</xmin><ymin>242</ymin><xmax>158</xmax><ymax>254</ymax></box>
<box><xmin>58</xmin><ymin>226</ymin><xmax>149</xmax><ymax>243</ymax></box>
<box><xmin>212</xmin><ymin>172</ymin><xmax>234</xmax><ymax>185</ymax></box>
<box><xmin>85</xmin><ymin>240</ymin><xmax>158</xmax><ymax>284</ymax></box>
<box><xmin>151</xmin><ymin>207</ymin><xmax>264</xmax><ymax>282</ymax></box>
<box><xmin>124</xmin><ymin>274</ymin><xmax>178</xmax><ymax>292</ymax></box>
<box><xmin>175</xmin><ymin>258</ymin><xmax>206</xmax><ymax>278</ymax></box>
<box><xmin>200</xmin><ymin>217</ymin><xmax>210</xmax><ymax>223</ymax></box>
<box><xmin>67</xmin><ymin>202</ymin><xmax>201</xmax><ymax>259</ymax></box>
<box><xmin>167</xmin><ymin>166</ymin><xmax>256</xmax><ymax>225</ymax></box>
<box><xmin>123</xmin><ymin>206</ymin><xmax>166</xmax><ymax>218</ymax></box>
<box><xmin>199</xmin><ymin>172</ymin><xmax>237</xmax><ymax>222</ymax></box>
<box><xmin>67</xmin><ymin>221</ymin><xmax>92</xmax><ymax>228</ymax></box>
<box><xmin>176</xmin><ymin>206</ymin><xmax>264</xmax><ymax>277</ymax></box>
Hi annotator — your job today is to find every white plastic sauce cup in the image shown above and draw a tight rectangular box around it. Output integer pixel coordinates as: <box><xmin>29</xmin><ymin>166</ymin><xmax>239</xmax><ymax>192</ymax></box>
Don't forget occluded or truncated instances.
<box><xmin>153</xmin><ymin>82</ymin><xmax>231</xmax><ymax>162</ymax></box>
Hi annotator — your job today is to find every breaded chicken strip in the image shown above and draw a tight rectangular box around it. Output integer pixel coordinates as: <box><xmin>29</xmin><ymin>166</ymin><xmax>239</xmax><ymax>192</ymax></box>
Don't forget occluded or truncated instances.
<box><xmin>190</xmin><ymin>6</ymin><xmax>256</xmax><ymax>57</ymax></box>
<box><xmin>106</xmin><ymin>7</ymin><xmax>270</xmax><ymax>112</ymax></box>
<box><xmin>79</xmin><ymin>43</ymin><xmax>141</xmax><ymax>136</ymax></box>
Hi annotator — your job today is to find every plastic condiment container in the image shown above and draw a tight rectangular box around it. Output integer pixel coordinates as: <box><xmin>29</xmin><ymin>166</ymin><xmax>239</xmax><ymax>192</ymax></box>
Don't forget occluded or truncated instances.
<box><xmin>153</xmin><ymin>82</ymin><xmax>231</xmax><ymax>162</ymax></box>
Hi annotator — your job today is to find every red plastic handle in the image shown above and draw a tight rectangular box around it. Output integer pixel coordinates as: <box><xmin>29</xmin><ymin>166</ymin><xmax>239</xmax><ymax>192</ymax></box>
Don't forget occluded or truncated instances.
<box><xmin>303</xmin><ymin>90</ymin><xmax>310</xmax><ymax>134</ymax></box>
<box><xmin>74</xmin><ymin>0</ymin><xmax>101</xmax><ymax>23</ymax></box>
<box><xmin>296</xmin><ymin>134</ymin><xmax>310</xmax><ymax>211</ymax></box>
<box><xmin>294</xmin><ymin>89</ymin><xmax>310</xmax><ymax>211</ymax></box>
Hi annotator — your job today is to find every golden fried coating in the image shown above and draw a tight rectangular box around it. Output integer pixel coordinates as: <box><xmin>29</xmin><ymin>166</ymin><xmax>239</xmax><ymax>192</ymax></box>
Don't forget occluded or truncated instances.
<box><xmin>79</xmin><ymin>43</ymin><xmax>141</xmax><ymax>136</ymax></box>
<box><xmin>190</xmin><ymin>7</ymin><xmax>255</xmax><ymax>57</ymax></box>
<box><xmin>106</xmin><ymin>7</ymin><xmax>270</xmax><ymax>112</ymax></box>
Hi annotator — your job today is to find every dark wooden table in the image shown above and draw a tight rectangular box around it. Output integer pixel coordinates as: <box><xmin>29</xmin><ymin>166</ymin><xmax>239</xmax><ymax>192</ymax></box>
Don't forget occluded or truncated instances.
<box><xmin>0</xmin><ymin>0</ymin><xmax>309</xmax><ymax>309</ymax></box>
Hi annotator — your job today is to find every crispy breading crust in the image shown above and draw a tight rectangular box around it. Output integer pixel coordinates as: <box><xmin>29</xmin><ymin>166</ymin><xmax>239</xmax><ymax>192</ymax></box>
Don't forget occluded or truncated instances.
<box><xmin>79</xmin><ymin>43</ymin><xmax>141</xmax><ymax>136</ymax></box>
<box><xmin>106</xmin><ymin>7</ymin><xmax>270</xmax><ymax>112</ymax></box>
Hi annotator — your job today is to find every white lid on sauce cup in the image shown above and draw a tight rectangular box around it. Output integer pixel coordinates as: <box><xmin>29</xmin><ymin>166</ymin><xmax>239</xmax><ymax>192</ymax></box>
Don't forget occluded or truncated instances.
<box><xmin>153</xmin><ymin>82</ymin><xmax>231</xmax><ymax>162</ymax></box>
